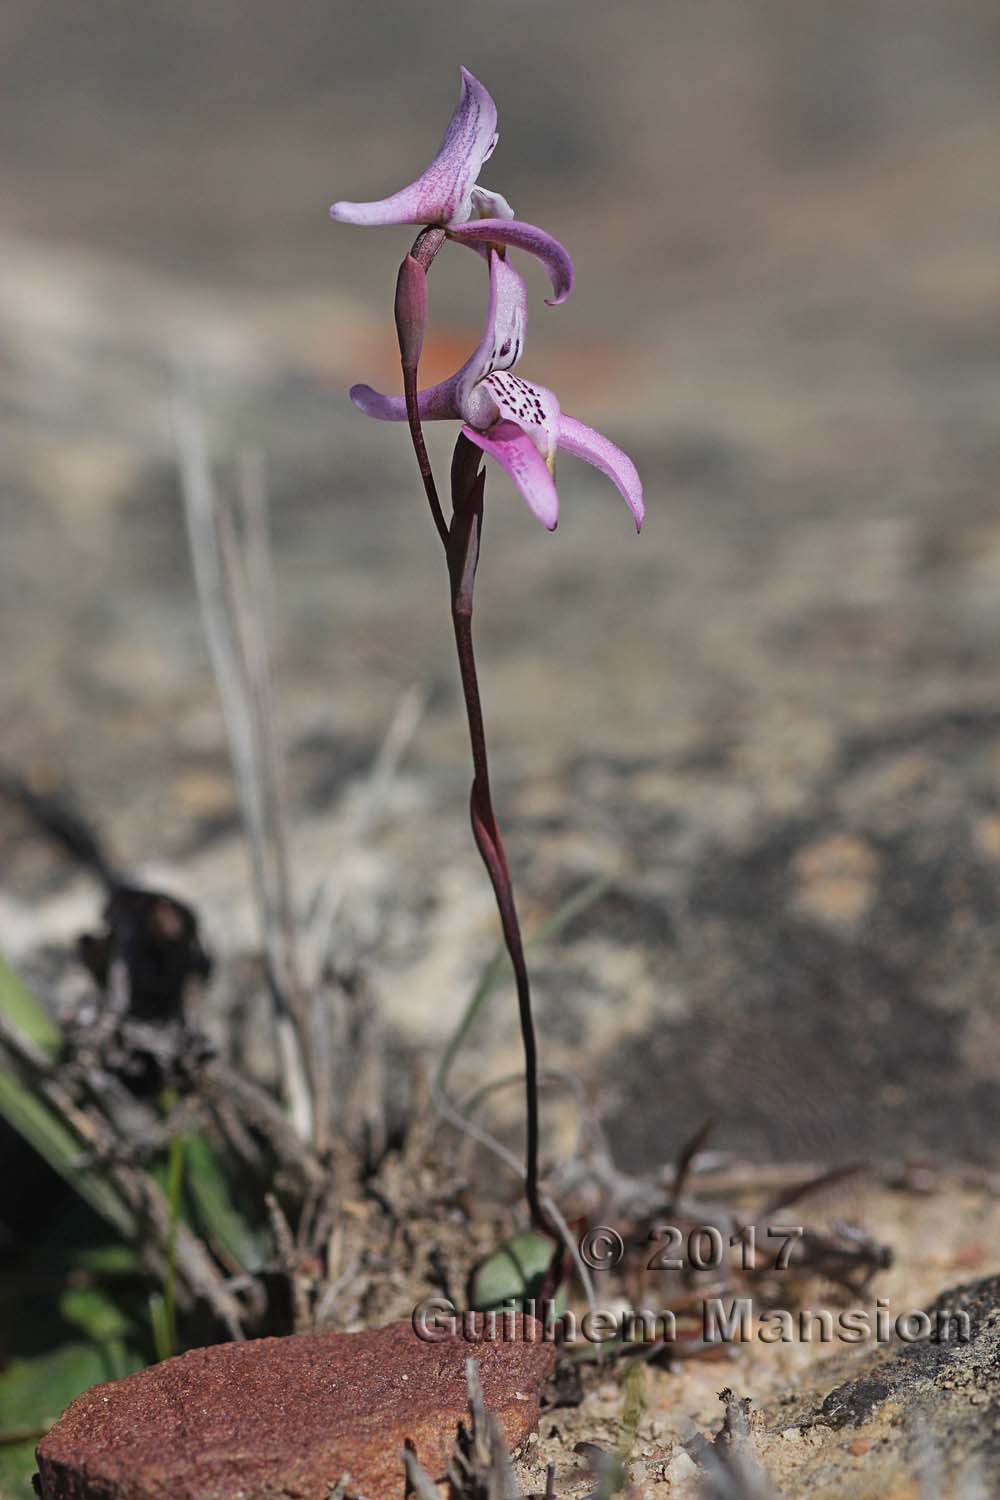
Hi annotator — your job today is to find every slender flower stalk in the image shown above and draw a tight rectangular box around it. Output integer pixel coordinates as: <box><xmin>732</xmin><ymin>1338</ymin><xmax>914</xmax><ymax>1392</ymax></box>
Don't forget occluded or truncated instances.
<box><xmin>395</xmin><ymin>240</ymin><xmax>554</xmax><ymax>1237</ymax></box>
<box><xmin>331</xmin><ymin>67</ymin><xmax>643</xmax><ymax>1241</ymax></box>
<box><xmin>446</xmin><ymin>434</ymin><xmax>553</xmax><ymax>1237</ymax></box>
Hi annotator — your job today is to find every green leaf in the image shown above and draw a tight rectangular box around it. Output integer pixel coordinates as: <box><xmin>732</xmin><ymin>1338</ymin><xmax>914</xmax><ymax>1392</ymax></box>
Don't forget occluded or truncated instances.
<box><xmin>183</xmin><ymin>1132</ymin><xmax>261</xmax><ymax>1271</ymax></box>
<box><xmin>148</xmin><ymin>1292</ymin><xmax>172</xmax><ymax>1365</ymax></box>
<box><xmin>469</xmin><ymin>1231</ymin><xmax>567</xmax><ymax>1314</ymax></box>
<box><xmin>0</xmin><ymin>1199</ymin><xmax>151</xmax><ymax>1498</ymax></box>
<box><xmin>0</xmin><ymin>957</ymin><xmax>61</xmax><ymax>1060</ymax></box>
<box><xmin>59</xmin><ymin>1287</ymin><xmax>132</xmax><ymax>1348</ymax></box>
<box><xmin>0</xmin><ymin>1437</ymin><xmax>43</xmax><ymax>1500</ymax></box>
<box><xmin>71</xmin><ymin>1243</ymin><xmax>139</xmax><ymax>1276</ymax></box>
<box><xmin>0</xmin><ymin>1066</ymin><xmax>135</xmax><ymax>1236</ymax></box>
<box><xmin>0</xmin><ymin>1067</ymin><xmax>136</xmax><ymax>1240</ymax></box>
<box><xmin>0</xmin><ymin>956</ymin><xmax>138</xmax><ymax>1240</ymax></box>
<box><xmin>0</xmin><ymin>1327</ymin><xmax>144</xmax><ymax>1500</ymax></box>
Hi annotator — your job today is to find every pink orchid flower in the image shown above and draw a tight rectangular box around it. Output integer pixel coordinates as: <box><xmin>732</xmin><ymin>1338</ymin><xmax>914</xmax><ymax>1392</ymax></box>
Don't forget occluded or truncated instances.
<box><xmin>330</xmin><ymin>67</ymin><xmax>573</xmax><ymax>305</ymax></box>
<box><xmin>351</xmin><ymin>250</ymin><xmax>644</xmax><ymax>533</ymax></box>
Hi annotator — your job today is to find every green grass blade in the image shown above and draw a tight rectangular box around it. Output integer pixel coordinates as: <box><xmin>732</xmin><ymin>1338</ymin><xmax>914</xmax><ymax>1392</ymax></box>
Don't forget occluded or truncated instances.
<box><xmin>0</xmin><ymin>957</ymin><xmax>61</xmax><ymax>1059</ymax></box>
<box><xmin>148</xmin><ymin>1293</ymin><xmax>171</xmax><ymax>1365</ymax></box>
<box><xmin>159</xmin><ymin>1132</ymin><xmax>185</xmax><ymax>1359</ymax></box>
<box><xmin>0</xmin><ymin>1067</ymin><xmax>135</xmax><ymax>1240</ymax></box>
<box><xmin>183</xmin><ymin>1131</ymin><xmax>260</xmax><ymax>1272</ymax></box>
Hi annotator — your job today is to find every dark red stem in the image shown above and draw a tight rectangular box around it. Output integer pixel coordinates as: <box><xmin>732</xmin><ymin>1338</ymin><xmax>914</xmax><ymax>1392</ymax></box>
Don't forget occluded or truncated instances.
<box><xmin>394</xmin><ymin>239</ymin><xmax>553</xmax><ymax>1241</ymax></box>
<box><xmin>447</xmin><ymin>435</ymin><xmax>554</xmax><ymax>1242</ymax></box>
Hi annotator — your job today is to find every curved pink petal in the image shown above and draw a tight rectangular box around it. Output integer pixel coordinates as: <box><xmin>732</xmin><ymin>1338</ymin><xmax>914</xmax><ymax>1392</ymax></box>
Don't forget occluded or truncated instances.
<box><xmin>447</xmin><ymin>220</ymin><xmax>574</xmax><ymax>304</ymax></box>
<box><xmin>331</xmin><ymin>68</ymin><xmax>498</xmax><ymax>229</ymax></box>
<box><xmin>452</xmin><ymin>250</ymin><xmax>528</xmax><ymax>425</ymax></box>
<box><xmin>350</xmin><ymin>373</ymin><xmax>461</xmax><ymax>423</ymax></box>
<box><xmin>557</xmin><ymin>415</ymin><xmax>645</xmax><ymax>532</ymax></box>
<box><xmin>462</xmin><ymin>420</ymin><xmax>560</xmax><ymax>530</ymax></box>
<box><xmin>484</xmin><ymin>372</ymin><xmax>560</xmax><ymax>468</ymax></box>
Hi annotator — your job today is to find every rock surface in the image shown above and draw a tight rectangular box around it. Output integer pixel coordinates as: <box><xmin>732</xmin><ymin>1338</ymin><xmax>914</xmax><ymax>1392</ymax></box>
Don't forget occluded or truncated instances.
<box><xmin>505</xmin><ymin>1264</ymin><xmax>1000</xmax><ymax>1500</ymax></box>
<box><xmin>35</xmin><ymin>1318</ymin><xmax>554</xmax><ymax>1500</ymax></box>
<box><xmin>747</xmin><ymin>1272</ymin><xmax>1000</xmax><ymax>1498</ymax></box>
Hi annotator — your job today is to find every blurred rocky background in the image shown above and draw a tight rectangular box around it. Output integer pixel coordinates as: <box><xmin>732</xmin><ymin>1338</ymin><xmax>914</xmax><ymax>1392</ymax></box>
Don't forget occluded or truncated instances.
<box><xmin>2</xmin><ymin>0</ymin><xmax>1000</xmax><ymax>1169</ymax></box>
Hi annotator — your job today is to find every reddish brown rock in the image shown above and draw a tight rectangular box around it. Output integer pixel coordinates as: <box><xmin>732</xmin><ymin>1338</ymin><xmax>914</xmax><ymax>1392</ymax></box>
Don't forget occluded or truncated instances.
<box><xmin>36</xmin><ymin>1315</ymin><xmax>554</xmax><ymax>1500</ymax></box>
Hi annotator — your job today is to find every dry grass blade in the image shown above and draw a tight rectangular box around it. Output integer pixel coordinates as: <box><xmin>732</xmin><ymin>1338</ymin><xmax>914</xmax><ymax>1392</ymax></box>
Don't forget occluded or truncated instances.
<box><xmin>403</xmin><ymin>1449</ymin><xmax>442</xmax><ymax>1500</ymax></box>
<box><xmin>301</xmin><ymin>682</ymin><xmax>426</xmax><ymax>989</ymax></box>
<box><xmin>400</xmin><ymin>1358</ymin><xmax>521</xmax><ymax>1500</ymax></box>
<box><xmin>174</xmin><ymin>399</ymin><xmax>315</xmax><ymax>1142</ymax></box>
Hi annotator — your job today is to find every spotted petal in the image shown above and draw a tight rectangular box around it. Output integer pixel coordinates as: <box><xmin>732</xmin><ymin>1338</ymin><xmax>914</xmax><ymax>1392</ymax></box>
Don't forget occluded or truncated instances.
<box><xmin>557</xmin><ymin>415</ymin><xmax>645</xmax><ymax>532</ymax></box>
<box><xmin>331</xmin><ymin>68</ymin><xmax>498</xmax><ymax>229</ymax></box>
<box><xmin>453</xmin><ymin>251</ymin><xmax>528</xmax><ymax>425</ymax></box>
<box><xmin>462</xmin><ymin>420</ymin><xmax>560</xmax><ymax>530</ymax></box>
<box><xmin>447</xmin><ymin>220</ymin><xmax>574</xmax><ymax>304</ymax></box>
<box><xmin>484</xmin><ymin>372</ymin><xmax>560</xmax><ymax>469</ymax></box>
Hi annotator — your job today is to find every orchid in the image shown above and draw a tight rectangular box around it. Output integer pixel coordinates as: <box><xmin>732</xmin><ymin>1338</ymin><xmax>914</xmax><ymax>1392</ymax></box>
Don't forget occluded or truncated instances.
<box><xmin>330</xmin><ymin>68</ymin><xmax>644</xmax><ymax>1249</ymax></box>
<box><xmin>351</xmin><ymin>249</ymin><xmax>644</xmax><ymax>533</ymax></box>
<box><xmin>330</xmin><ymin>67</ymin><xmax>573</xmax><ymax>305</ymax></box>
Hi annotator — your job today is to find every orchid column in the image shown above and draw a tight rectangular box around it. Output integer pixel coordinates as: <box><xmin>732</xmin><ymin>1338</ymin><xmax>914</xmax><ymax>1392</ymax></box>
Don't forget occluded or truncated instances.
<box><xmin>332</xmin><ymin>68</ymin><xmax>643</xmax><ymax>1238</ymax></box>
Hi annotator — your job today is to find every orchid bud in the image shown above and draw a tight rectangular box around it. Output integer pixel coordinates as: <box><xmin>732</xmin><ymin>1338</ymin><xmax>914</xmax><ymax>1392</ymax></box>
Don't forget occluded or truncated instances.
<box><xmin>394</xmin><ymin>255</ymin><xmax>428</xmax><ymax>373</ymax></box>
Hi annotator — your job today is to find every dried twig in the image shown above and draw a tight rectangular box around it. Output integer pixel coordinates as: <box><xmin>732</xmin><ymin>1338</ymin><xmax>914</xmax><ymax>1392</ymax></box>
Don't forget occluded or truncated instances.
<box><xmin>198</xmin><ymin>1059</ymin><xmax>327</xmax><ymax>1192</ymax></box>
<box><xmin>265</xmin><ymin>1191</ymin><xmax>312</xmax><ymax>1333</ymax></box>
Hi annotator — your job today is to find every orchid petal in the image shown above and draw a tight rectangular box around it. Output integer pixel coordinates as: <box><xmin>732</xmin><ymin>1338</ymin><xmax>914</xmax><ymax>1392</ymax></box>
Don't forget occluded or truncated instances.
<box><xmin>350</xmin><ymin>374</ymin><xmax>460</xmax><ymax>423</ymax></box>
<box><xmin>469</xmin><ymin>186</ymin><xmax>515</xmax><ymax>221</ymax></box>
<box><xmin>349</xmin><ymin>250</ymin><xmax>529</xmax><ymax>430</ymax></box>
<box><xmin>331</xmin><ymin>68</ymin><xmax>498</xmax><ymax>228</ymax></box>
<box><xmin>484</xmin><ymin>372</ymin><xmax>560</xmax><ymax>469</ymax></box>
<box><xmin>453</xmin><ymin>250</ymin><xmax>528</xmax><ymax>425</ymax></box>
<box><xmin>447</xmin><ymin>220</ymin><xmax>574</xmax><ymax>304</ymax></box>
<box><xmin>462</xmin><ymin>420</ymin><xmax>560</xmax><ymax>530</ymax></box>
<box><xmin>557</xmin><ymin>415</ymin><xmax>645</xmax><ymax>532</ymax></box>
